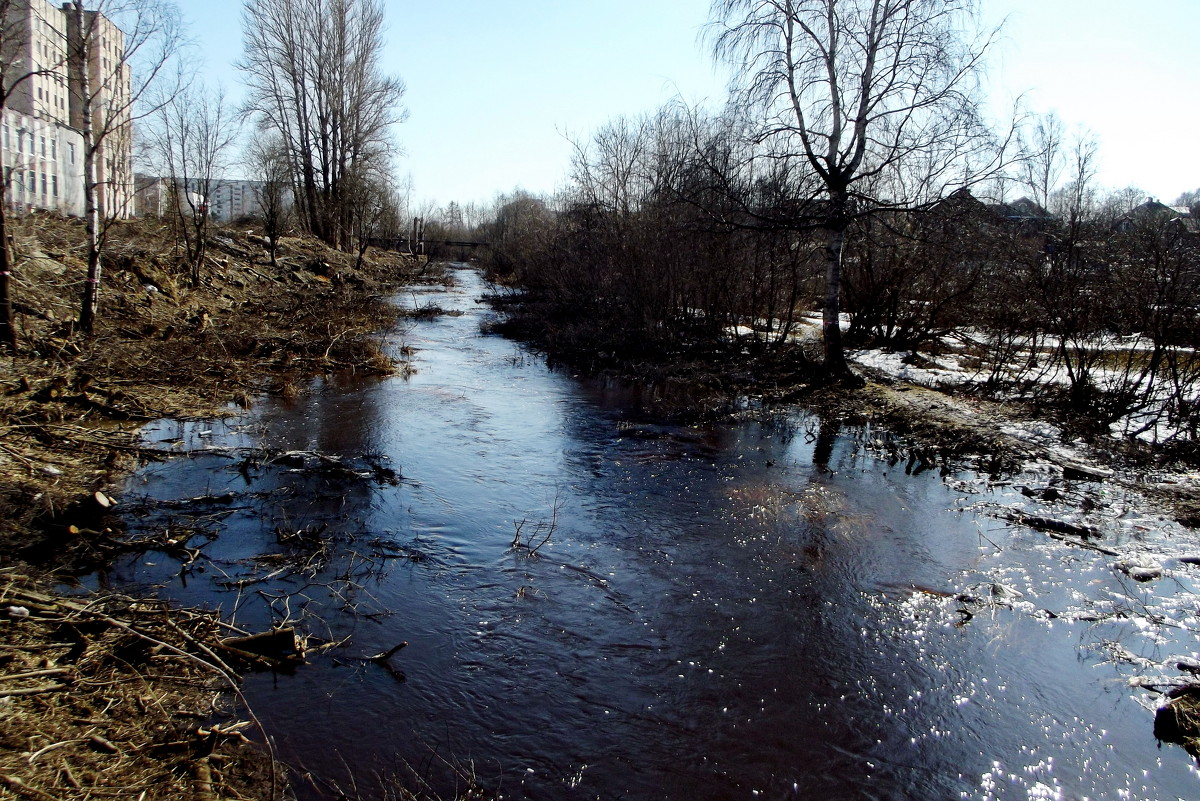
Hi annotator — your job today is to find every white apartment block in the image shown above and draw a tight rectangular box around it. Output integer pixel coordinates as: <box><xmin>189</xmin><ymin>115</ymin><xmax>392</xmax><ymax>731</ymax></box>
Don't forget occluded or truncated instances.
<box><xmin>0</xmin><ymin>1</ymin><xmax>133</xmax><ymax>218</ymax></box>
<box><xmin>209</xmin><ymin>180</ymin><xmax>261</xmax><ymax>223</ymax></box>
<box><xmin>208</xmin><ymin>179</ymin><xmax>292</xmax><ymax>224</ymax></box>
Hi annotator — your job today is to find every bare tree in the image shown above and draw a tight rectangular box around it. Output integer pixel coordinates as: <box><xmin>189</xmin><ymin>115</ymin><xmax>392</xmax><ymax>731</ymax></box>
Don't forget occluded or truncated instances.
<box><xmin>1098</xmin><ymin>185</ymin><xmax>1149</xmax><ymax>227</ymax></box>
<box><xmin>343</xmin><ymin>158</ymin><xmax>399</xmax><ymax>270</ymax></box>
<box><xmin>71</xmin><ymin>0</ymin><xmax>185</xmax><ymax>333</ymax></box>
<box><xmin>240</xmin><ymin>0</ymin><xmax>406</xmax><ymax>250</ymax></box>
<box><xmin>1034</xmin><ymin>133</ymin><xmax>1104</xmax><ymax>410</ymax></box>
<box><xmin>246</xmin><ymin>131</ymin><xmax>292</xmax><ymax>266</ymax></box>
<box><xmin>1050</xmin><ymin>131</ymin><xmax>1099</xmax><ymax>229</ymax></box>
<box><xmin>1174</xmin><ymin>188</ymin><xmax>1200</xmax><ymax>218</ymax></box>
<box><xmin>1021</xmin><ymin>112</ymin><xmax>1065</xmax><ymax>210</ymax></box>
<box><xmin>483</xmin><ymin>190</ymin><xmax>556</xmax><ymax>281</ymax></box>
<box><xmin>149</xmin><ymin>82</ymin><xmax>239</xmax><ymax>286</ymax></box>
<box><xmin>710</xmin><ymin>0</ymin><xmax>1010</xmax><ymax>378</ymax></box>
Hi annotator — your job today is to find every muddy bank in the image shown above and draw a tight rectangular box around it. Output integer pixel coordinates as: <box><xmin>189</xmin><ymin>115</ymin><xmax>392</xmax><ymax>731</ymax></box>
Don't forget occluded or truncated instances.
<box><xmin>813</xmin><ymin>373</ymin><xmax>1200</xmax><ymax>529</ymax></box>
<box><xmin>491</xmin><ymin>290</ymin><xmax>1198</xmax><ymax>527</ymax></box>
<box><xmin>1</xmin><ymin>217</ymin><xmax>433</xmax><ymax>564</ymax></box>
<box><xmin>0</xmin><ymin>215</ymin><xmax>432</xmax><ymax>800</ymax></box>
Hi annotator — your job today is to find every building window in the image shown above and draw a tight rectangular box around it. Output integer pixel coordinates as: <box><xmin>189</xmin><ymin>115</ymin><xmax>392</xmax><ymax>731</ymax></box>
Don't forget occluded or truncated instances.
<box><xmin>52</xmin><ymin>174</ymin><xmax>58</xmax><ymax>197</ymax></box>
<box><xmin>50</xmin><ymin>139</ymin><xmax>56</xmax><ymax>160</ymax></box>
<box><xmin>40</xmin><ymin>172</ymin><xmax>46</xmax><ymax>195</ymax></box>
<box><xmin>40</xmin><ymin>135</ymin><xmax>45</xmax><ymax>157</ymax></box>
<box><xmin>68</xmin><ymin>142</ymin><xmax>74</xmax><ymax>164</ymax></box>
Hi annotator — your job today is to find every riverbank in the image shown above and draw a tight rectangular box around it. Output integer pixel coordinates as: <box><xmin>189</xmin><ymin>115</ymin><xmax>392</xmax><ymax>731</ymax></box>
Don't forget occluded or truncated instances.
<box><xmin>487</xmin><ymin>290</ymin><xmax>1200</xmax><ymax>528</ymax></box>
<box><xmin>0</xmin><ymin>216</ymin><xmax>430</xmax><ymax>800</ymax></box>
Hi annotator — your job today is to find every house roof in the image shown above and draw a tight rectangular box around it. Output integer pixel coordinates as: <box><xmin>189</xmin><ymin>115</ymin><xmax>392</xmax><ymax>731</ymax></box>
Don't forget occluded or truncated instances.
<box><xmin>995</xmin><ymin>196</ymin><xmax>1054</xmax><ymax>221</ymax></box>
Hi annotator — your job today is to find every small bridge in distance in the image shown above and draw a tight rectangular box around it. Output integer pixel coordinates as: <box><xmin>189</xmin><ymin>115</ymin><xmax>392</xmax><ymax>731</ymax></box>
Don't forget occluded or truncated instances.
<box><xmin>365</xmin><ymin>237</ymin><xmax>491</xmax><ymax>255</ymax></box>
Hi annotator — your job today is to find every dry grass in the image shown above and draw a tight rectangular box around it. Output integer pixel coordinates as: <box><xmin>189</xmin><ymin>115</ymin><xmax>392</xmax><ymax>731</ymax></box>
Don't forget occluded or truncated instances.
<box><xmin>0</xmin><ymin>569</ymin><xmax>287</xmax><ymax>801</ymax></box>
<box><xmin>1155</xmin><ymin>686</ymin><xmax>1200</xmax><ymax>763</ymax></box>
<box><xmin>0</xmin><ymin>214</ymin><xmax>437</xmax><ymax>800</ymax></box>
<box><xmin>0</xmin><ymin>214</ymin><xmax>433</xmax><ymax>564</ymax></box>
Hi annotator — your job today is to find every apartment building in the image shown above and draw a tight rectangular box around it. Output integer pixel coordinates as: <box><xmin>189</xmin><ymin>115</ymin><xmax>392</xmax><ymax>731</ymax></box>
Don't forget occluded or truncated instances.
<box><xmin>208</xmin><ymin>180</ymin><xmax>268</xmax><ymax>223</ymax></box>
<box><xmin>136</xmin><ymin>177</ymin><xmax>294</xmax><ymax>225</ymax></box>
<box><xmin>133</xmin><ymin>172</ymin><xmax>208</xmax><ymax>219</ymax></box>
<box><xmin>0</xmin><ymin>1</ymin><xmax>133</xmax><ymax>218</ymax></box>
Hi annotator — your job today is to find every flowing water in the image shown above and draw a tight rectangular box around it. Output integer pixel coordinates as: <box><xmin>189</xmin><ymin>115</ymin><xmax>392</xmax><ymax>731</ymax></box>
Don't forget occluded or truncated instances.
<box><xmin>103</xmin><ymin>266</ymin><xmax>1200</xmax><ymax>799</ymax></box>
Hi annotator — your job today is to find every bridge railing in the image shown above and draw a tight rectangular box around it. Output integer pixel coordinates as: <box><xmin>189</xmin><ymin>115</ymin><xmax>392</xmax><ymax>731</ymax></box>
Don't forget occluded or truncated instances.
<box><xmin>365</xmin><ymin>237</ymin><xmax>491</xmax><ymax>252</ymax></box>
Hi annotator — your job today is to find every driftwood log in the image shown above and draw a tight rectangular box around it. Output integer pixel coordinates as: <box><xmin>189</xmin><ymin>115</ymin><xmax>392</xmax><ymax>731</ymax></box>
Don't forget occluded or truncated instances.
<box><xmin>218</xmin><ymin>627</ymin><xmax>304</xmax><ymax>670</ymax></box>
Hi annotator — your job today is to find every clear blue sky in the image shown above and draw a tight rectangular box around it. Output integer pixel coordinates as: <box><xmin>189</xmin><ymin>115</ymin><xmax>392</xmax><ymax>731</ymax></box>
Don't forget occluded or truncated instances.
<box><xmin>183</xmin><ymin>0</ymin><xmax>1200</xmax><ymax>210</ymax></box>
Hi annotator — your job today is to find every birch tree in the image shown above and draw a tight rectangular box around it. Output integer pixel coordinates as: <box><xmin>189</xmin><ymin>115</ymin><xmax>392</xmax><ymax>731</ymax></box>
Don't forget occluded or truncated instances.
<box><xmin>240</xmin><ymin>0</ymin><xmax>406</xmax><ymax>250</ymax></box>
<box><xmin>1021</xmin><ymin>112</ymin><xmax>1065</xmax><ymax>211</ymax></box>
<box><xmin>72</xmin><ymin>0</ymin><xmax>184</xmax><ymax>333</ymax></box>
<box><xmin>710</xmin><ymin>0</ymin><xmax>1009</xmax><ymax>378</ymax></box>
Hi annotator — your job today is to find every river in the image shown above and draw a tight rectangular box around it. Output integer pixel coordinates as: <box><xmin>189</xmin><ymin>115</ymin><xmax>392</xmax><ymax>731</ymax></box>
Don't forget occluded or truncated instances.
<box><xmin>102</xmin><ymin>265</ymin><xmax>1200</xmax><ymax>799</ymax></box>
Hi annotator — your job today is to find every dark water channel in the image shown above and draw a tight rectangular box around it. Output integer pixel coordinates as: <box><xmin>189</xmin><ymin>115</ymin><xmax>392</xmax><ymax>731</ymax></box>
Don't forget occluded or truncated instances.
<box><xmin>103</xmin><ymin>266</ymin><xmax>1200</xmax><ymax>799</ymax></box>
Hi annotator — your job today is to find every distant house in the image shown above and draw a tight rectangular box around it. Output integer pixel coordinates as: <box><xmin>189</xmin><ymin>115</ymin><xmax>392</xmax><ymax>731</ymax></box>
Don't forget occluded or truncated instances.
<box><xmin>930</xmin><ymin>187</ymin><xmax>997</xmax><ymax>219</ymax></box>
<box><xmin>134</xmin><ymin>174</ymin><xmax>169</xmax><ymax>217</ymax></box>
<box><xmin>1166</xmin><ymin>216</ymin><xmax>1200</xmax><ymax>239</ymax></box>
<box><xmin>1114</xmin><ymin>198</ymin><xmax>1193</xmax><ymax>233</ymax></box>
<box><xmin>135</xmin><ymin>177</ymin><xmax>294</xmax><ymax>224</ymax></box>
<box><xmin>991</xmin><ymin>196</ymin><xmax>1058</xmax><ymax>236</ymax></box>
<box><xmin>924</xmin><ymin>189</ymin><xmax>1057</xmax><ymax>237</ymax></box>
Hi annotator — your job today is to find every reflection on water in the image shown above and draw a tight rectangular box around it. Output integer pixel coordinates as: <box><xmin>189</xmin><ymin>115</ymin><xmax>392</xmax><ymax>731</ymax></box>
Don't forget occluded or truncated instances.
<box><xmin>109</xmin><ymin>267</ymin><xmax>1200</xmax><ymax>800</ymax></box>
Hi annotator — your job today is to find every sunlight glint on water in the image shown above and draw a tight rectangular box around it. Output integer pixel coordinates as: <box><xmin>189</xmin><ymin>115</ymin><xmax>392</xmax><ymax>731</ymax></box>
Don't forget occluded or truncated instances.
<box><xmin>110</xmin><ymin>266</ymin><xmax>1200</xmax><ymax>800</ymax></box>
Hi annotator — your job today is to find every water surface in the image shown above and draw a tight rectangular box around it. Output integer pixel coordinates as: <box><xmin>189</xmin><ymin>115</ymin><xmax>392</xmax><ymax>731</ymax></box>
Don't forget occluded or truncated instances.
<box><xmin>111</xmin><ymin>266</ymin><xmax>1200</xmax><ymax>799</ymax></box>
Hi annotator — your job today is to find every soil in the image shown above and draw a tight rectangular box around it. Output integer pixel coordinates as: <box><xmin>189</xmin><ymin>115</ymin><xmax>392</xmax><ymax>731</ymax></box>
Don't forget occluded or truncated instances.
<box><xmin>0</xmin><ymin>214</ymin><xmax>435</xmax><ymax>801</ymax></box>
<box><xmin>1156</xmin><ymin>686</ymin><xmax>1200</xmax><ymax>761</ymax></box>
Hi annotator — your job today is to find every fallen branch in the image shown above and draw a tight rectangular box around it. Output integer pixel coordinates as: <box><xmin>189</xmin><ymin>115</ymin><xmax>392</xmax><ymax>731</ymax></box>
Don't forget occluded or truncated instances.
<box><xmin>994</xmin><ymin>509</ymin><xmax>1115</xmax><ymax>553</ymax></box>
<box><xmin>368</xmin><ymin>641</ymin><xmax>408</xmax><ymax>661</ymax></box>
<box><xmin>368</xmin><ymin>640</ymin><xmax>408</xmax><ymax>682</ymax></box>
<box><xmin>0</xmin><ymin>775</ymin><xmax>64</xmax><ymax>801</ymax></box>
<box><xmin>0</xmin><ymin>684</ymin><xmax>68</xmax><ymax>698</ymax></box>
<box><xmin>194</xmin><ymin>757</ymin><xmax>216</xmax><ymax>801</ymax></box>
<box><xmin>1046</xmin><ymin>531</ymin><xmax>1120</xmax><ymax>556</ymax></box>
<box><xmin>216</xmin><ymin>567</ymin><xmax>288</xmax><ymax>589</ymax></box>
<box><xmin>2</xmin><ymin>668</ymin><xmax>71</xmax><ymax>682</ymax></box>
<box><xmin>999</xmin><ymin>510</ymin><xmax>1103</xmax><ymax>539</ymax></box>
